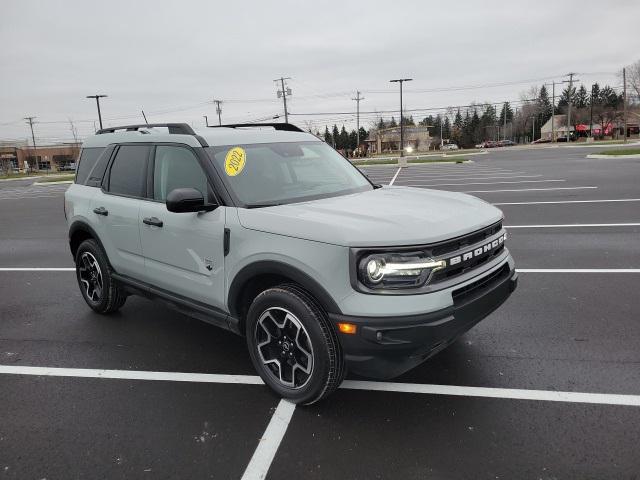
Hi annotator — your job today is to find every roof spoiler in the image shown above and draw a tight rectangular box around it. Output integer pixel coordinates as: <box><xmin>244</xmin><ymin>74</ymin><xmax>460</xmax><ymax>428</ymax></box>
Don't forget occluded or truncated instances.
<box><xmin>208</xmin><ymin>123</ymin><xmax>304</xmax><ymax>133</ymax></box>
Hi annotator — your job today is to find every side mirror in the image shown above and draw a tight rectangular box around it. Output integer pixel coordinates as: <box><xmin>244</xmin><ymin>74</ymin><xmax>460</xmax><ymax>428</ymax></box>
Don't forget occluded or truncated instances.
<box><xmin>166</xmin><ymin>188</ymin><xmax>217</xmax><ymax>213</ymax></box>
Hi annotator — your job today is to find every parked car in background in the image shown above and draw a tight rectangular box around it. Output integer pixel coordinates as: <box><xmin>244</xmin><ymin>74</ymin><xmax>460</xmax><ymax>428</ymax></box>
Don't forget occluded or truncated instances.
<box><xmin>531</xmin><ymin>138</ymin><xmax>551</xmax><ymax>144</ymax></box>
<box><xmin>441</xmin><ymin>143</ymin><xmax>459</xmax><ymax>151</ymax></box>
<box><xmin>497</xmin><ymin>140</ymin><xmax>516</xmax><ymax>147</ymax></box>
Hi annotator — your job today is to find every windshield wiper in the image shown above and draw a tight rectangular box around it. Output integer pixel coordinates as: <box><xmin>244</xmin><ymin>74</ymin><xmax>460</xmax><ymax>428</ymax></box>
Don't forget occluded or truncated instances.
<box><xmin>245</xmin><ymin>202</ymin><xmax>283</xmax><ymax>209</ymax></box>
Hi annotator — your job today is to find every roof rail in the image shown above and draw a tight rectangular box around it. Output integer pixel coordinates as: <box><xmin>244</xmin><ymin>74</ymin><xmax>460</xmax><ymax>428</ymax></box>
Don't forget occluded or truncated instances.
<box><xmin>96</xmin><ymin>123</ymin><xmax>196</xmax><ymax>135</ymax></box>
<box><xmin>208</xmin><ymin>122</ymin><xmax>304</xmax><ymax>133</ymax></box>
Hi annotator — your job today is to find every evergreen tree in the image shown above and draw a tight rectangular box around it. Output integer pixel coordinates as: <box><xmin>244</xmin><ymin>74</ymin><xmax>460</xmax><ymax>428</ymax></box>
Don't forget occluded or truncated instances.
<box><xmin>389</xmin><ymin>117</ymin><xmax>397</xmax><ymax>127</ymax></box>
<box><xmin>499</xmin><ymin>102</ymin><xmax>514</xmax><ymax>124</ymax></box>
<box><xmin>377</xmin><ymin>118</ymin><xmax>386</xmax><ymax>130</ymax></box>
<box><xmin>339</xmin><ymin>125</ymin><xmax>349</xmax><ymax>149</ymax></box>
<box><xmin>358</xmin><ymin>127</ymin><xmax>368</xmax><ymax>142</ymax></box>
<box><xmin>401</xmin><ymin>115</ymin><xmax>415</xmax><ymax>126</ymax></box>
<box><xmin>557</xmin><ymin>85</ymin><xmax>576</xmax><ymax>109</ymax></box>
<box><xmin>323</xmin><ymin>126</ymin><xmax>332</xmax><ymax>145</ymax></box>
<box><xmin>575</xmin><ymin>85</ymin><xmax>588</xmax><ymax>108</ymax></box>
<box><xmin>599</xmin><ymin>85</ymin><xmax>622</xmax><ymax>108</ymax></box>
<box><xmin>537</xmin><ymin>85</ymin><xmax>552</xmax><ymax>121</ymax></box>
<box><xmin>590</xmin><ymin>83</ymin><xmax>601</xmax><ymax>105</ymax></box>
<box><xmin>331</xmin><ymin>125</ymin><xmax>340</xmax><ymax>147</ymax></box>
<box><xmin>348</xmin><ymin>130</ymin><xmax>358</xmax><ymax>150</ymax></box>
<box><xmin>442</xmin><ymin>117</ymin><xmax>451</xmax><ymax>140</ymax></box>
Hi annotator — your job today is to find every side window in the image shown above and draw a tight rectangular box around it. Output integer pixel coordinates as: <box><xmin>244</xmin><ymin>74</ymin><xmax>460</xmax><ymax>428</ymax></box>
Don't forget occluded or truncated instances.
<box><xmin>75</xmin><ymin>147</ymin><xmax>105</xmax><ymax>185</ymax></box>
<box><xmin>107</xmin><ymin>145</ymin><xmax>149</xmax><ymax>197</ymax></box>
<box><xmin>153</xmin><ymin>146</ymin><xmax>208</xmax><ymax>202</ymax></box>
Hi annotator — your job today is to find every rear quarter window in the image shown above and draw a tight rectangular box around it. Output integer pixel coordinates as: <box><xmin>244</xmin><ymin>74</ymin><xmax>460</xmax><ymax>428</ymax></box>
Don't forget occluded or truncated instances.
<box><xmin>75</xmin><ymin>147</ymin><xmax>105</xmax><ymax>185</ymax></box>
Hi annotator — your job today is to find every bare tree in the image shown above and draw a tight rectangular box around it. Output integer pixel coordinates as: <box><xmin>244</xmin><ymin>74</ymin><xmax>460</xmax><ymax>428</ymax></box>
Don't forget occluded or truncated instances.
<box><xmin>68</xmin><ymin>119</ymin><xmax>81</xmax><ymax>165</ymax></box>
<box><xmin>626</xmin><ymin>59</ymin><xmax>640</xmax><ymax>102</ymax></box>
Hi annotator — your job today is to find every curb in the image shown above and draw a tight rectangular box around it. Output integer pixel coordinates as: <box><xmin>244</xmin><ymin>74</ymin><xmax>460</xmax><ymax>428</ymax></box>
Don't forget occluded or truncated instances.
<box><xmin>32</xmin><ymin>180</ymin><xmax>74</xmax><ymax>185</ymax></box>
<box><xmin>357</xmin><ymin>160</ymin><xmax>472</xmax><ymax>168</ymax></box>
<box><xmin>586</xmin><ymin>154</ymin><xmax>640</xmax><ymax>159</ymax></box>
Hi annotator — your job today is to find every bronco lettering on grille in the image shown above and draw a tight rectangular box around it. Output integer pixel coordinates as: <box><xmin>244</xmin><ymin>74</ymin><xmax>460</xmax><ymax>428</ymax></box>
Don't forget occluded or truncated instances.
<box><xmin>447</xmin><ymin>233</ymin><xmax>506</xmax><ymax>266</ymax></box>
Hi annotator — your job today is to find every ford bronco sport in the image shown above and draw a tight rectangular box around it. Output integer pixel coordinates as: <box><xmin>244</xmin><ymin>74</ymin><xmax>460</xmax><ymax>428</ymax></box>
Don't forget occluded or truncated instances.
<box><xmin>65</xmin><ymin>122</ymin><xmax>517</xmax><ymax>404</ymax></box>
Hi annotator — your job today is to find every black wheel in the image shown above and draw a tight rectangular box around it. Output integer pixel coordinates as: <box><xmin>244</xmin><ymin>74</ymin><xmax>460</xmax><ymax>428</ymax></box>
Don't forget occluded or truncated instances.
<box><xmin>246</xmin><ymin>284</ymin><xmax>345</xmax><ymax>405</ymax></box>
<box><xmin>75</xmin><ymin>239</ymin><xmax>126</xmax><ymax>314</ymax></box>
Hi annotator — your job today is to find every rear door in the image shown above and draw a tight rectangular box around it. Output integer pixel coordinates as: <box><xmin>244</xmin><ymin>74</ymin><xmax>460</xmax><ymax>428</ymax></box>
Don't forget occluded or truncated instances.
<box><xmin>138</xmin><ymin>144</ymin><xmax>226</xmax><ymax>310</ymax></box>
<box><xmin>90</xmin><ymin>144</ymin><xmax>149</xmax><ymax>279</ymax></box>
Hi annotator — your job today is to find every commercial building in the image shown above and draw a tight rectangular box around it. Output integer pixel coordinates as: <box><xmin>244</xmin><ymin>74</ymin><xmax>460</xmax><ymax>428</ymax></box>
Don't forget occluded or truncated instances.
<box><xmin>0</xmin><ymin>142</ymin><xmax>80</xmax><ymax>174</ymax></box>
<box><xmin>365</xmin><ymin>126</ymin><xmax>432</xmax><ymax>154</ymax></box>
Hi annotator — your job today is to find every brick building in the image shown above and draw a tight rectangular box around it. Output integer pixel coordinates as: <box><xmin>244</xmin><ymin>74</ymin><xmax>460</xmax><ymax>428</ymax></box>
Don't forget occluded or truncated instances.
<box><xmin>0</xmin><ymin>142</ymin><xmax>80</xmax><ymax>174</ymax></box>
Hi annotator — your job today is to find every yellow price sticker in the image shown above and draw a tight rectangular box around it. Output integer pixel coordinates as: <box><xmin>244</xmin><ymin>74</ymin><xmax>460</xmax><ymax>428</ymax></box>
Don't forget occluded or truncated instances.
<box><xmin>224</xmin><ymin>147</ymin><xmax>246</xmax><ymax>176</ymax></box>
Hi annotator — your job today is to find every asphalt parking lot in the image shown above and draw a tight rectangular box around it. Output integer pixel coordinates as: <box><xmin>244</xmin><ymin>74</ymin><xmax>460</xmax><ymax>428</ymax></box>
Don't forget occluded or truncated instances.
<box><xmin>1</xmin><ymin>145</ymin><xmax>639</xmax><ymax>479</ymax></box>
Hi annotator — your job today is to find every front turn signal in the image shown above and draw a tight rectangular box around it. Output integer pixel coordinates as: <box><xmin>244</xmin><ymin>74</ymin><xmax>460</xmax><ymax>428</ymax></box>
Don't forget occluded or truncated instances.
<box><xmin>337</xmin><ymin>322</ymin><xmax>357</xmax><ymax>335</ymax></box>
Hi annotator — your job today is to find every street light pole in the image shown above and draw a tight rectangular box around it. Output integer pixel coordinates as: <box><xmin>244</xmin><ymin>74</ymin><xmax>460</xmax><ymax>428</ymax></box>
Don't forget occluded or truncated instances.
<box><xmin>86</xmin><ymin>94</ymin><xmax>108</xmax><ymax>130</ymax></box>
<box><xmin>390</xmin><ymin>78</ymin><xmax>412</xmax><ymax>156</ymax></box>
<box><xmin>203</xmin><ymin>115</ymin><xmax>209</xmax><ymax>127</ymax></box>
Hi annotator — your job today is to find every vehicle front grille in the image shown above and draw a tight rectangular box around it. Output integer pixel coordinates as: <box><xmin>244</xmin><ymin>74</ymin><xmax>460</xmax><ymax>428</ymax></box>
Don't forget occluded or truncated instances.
<box><xmin>452</xmin><ymin>264</ymin><xmax>510</xmax><ymax>305</ymax></box>
<box><xmin>430</xmin><ymin>221</ymin><xmax>502</xmax><ymax>257</ymax></box>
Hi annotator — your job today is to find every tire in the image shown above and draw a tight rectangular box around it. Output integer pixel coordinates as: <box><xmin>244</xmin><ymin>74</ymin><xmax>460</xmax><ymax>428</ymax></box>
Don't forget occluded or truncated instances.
<box><xmin>75</xmin><ymin>239</ymin><xmax>126</xmax><ymax>314</ymax></box>
<box><xmin>246</xmin><ymin>284</ymin><xmax>345</xmax><ymax>405</ymax></box>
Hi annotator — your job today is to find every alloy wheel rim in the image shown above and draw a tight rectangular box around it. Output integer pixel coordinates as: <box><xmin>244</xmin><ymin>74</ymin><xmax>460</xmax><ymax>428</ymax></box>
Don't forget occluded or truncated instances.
<box><xmin>255</xmin><ymin>307</ymin><xmax>314</xmax><ymax>389</ymax></box>
<box><xmin>78</xmin><ymin>252</ymin><xmax>103</xmax><ymax>302</ymax></box>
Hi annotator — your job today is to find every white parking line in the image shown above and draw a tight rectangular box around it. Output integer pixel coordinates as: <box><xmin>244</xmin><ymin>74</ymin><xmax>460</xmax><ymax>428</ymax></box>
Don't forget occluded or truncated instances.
<box><xmin>395</xmin><ymin>173</ymin><xmax>537</xmax><ymax>180</ymax></box>
<box><xmin>342</xmin><ymin>380</ymin><xmax>640</xmax><ymax>406</ymax></box>
<box><xmin>517</xmin><ymin>269</ymin><xmax>640</xmax><ymax>273</ymax></box>
<box><xmin>1</xmin><ymin>364</ymin><xmax>639</xmax><ymax>407</ymax></box>
<box><xmin>0</xmin><ymin>267</ymin><xmax>75</xmax><ymax>271</ymax></box>
<box><xmin>2</xmin><ymin>267</ymin><xmax>639</xmax><ymax>273</ymax></box>
<box><xmin>494</xmin><ymin>198</ymin><xmax>640</xmax><ymax>206</ymax></box>
<box><xmin>388</xmin><ymin>167</ymin><xmax>402</xmax><ymax>186</ymax></box>
<box><xmin>404</xmin><ymin>179</ymin><xmax>565</xmax><ymax>187</ymax></box>
<box><xmin>464</xmin><ymin>186</ymin><xmax>597</xmax><ymax>193</ymax></box>
<box><xmin>241</xmin><ymin>399</ymin><xmax>296</xmax><ymax>480</ymax></box>
<box><xmin>506</xmin><ymin>223</ymin><xmax>640</xmax><ymax>228</ymax></box>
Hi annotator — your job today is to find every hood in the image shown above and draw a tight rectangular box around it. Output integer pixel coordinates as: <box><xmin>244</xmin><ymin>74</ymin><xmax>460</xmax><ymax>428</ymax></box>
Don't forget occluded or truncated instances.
<box><xmin>237</xmin><ymin>186</ymin><xmax>503</xmax><ymax>247</ymax></box>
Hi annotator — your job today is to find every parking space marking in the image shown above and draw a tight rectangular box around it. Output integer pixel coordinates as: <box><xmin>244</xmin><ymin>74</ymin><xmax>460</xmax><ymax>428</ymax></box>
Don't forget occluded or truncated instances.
<box><xmin>1</xmin><ymin>364</ymin><xmax>639</xmax><ymax>407</ymax></box>
<box><xmin>464</xmin><ymin>186</ymin><xmax>597</xmax><ymax>193</ymax></box>
<box><xmin>2</xmin><ymin>268</ymin><xmax>639</xmax><ymax>273</ymax></box>
<box><xmin>388</xmin><ymin>167</ymin><xmax>402</xmax><ymax>185</ymax></box>
<box><xmin>517</xmin><ymin>269</ymin><xmax>640</xmax><ymax>273</ymax></box>
<box><xmin>395</xmin><ymin>174</ymin><xmax>539</xmax><ymax>180</ymax></box>
<box><xmin>342</xmin><ymin>380</ymin><xmax>640</xmax><ymax>407</ymax></box>
<box><xmin>0</xmin><ymin>267</ymin><xmax>75</xmax><ymax>271</ymax></box>
<box><xmin>493</xmin><ymin>198</ymin><xmax>640</xmax><ymax>206</ymax></box>
<box><xmin>0</xmin><ymin>364</ymin><xmax>264</xmax><ymax>384</ymax></box>
<box><xmin>241</xmin><ymin>399</ymin><xmax>296</xmax><ymax>480</ymax></box>
<box><xmin>506</xmin><ymin>223</ymin><xmax>640</xmax><ymax>228</ymax></box>
<box><xmin>404</xmin><ymin>179</ymin><xmax>565</xmax><ymax>187</ymax></box>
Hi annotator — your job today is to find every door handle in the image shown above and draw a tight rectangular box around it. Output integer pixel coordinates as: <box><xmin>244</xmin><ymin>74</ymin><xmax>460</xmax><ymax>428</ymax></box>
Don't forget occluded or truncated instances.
<box><xmin>93</xmin><ymin>207</ymin><xmax>108</xmax><ymax>216</ymax></box>
<box><xmin>143</xmin><ymin>216</ymin><xmax>163</xmax><ymax>227</ymax></box>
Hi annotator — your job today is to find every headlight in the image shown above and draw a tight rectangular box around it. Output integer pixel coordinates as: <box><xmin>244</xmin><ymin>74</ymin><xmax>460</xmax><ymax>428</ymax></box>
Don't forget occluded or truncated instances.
<box><xmin>358</xmin><ymin>252</ymin><xmax>446</xmax><ymax>290</ymax></box>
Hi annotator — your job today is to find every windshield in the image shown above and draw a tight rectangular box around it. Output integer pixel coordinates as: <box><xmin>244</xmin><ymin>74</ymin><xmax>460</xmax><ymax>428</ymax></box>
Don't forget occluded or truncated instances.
<box><xmin>207</xmin><ymin>141</ymin><xmax>372</xmax><ymax>207</ymax></box>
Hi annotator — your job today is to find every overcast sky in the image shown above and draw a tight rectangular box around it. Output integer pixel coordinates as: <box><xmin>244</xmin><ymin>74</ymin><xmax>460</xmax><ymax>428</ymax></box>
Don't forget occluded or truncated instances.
<box><xmin>1</xmin><ymin>0</ymin><xmax>638</xmax><ymax>144</ymax></box>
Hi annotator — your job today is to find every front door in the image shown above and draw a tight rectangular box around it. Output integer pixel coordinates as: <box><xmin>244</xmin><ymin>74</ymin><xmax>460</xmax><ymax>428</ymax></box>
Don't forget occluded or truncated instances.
<box><xmin>139</xmin><ymin>144</ymin><xmax>226</xmax><ymax>310</ymax></box>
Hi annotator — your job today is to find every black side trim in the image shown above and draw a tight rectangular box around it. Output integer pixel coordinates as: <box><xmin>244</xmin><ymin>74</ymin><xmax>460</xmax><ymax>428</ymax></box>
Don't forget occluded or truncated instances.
<box><xmin>208</xmin><ymin>122</ymin><xmax>304</xmax><ymax>132</ymax></box>
<box><xmin>224</xmin><ymin>228</ymin><xmax>231</xmax><ymax>256</ymax></box>
<box><xmin>111</xmin><ymin>273</ymin><xmax>236</xmax><ymax>332</ymax></box>
<box><xmin>227</xmin><ymin>261</ymin><xmax>342</xmax><ymax>318</ymax></box>
<box><xmin>68</xmin><ymin>221</ymin><xmax>109</xmax><ymax>263</ymax></box>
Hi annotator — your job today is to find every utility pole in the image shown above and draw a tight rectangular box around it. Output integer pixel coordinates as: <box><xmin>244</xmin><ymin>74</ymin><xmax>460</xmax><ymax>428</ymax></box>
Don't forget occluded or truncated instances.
<box><xmin>213</xmin><ymin>99</ymin><xmax>223</xmax><ymax>125</ymax></box>
<box><xmin>274</xmin><ymin>77</ymin><xmax>292</xmax><ymax>123</ymax></box>
<box><xmin>563</xmin><ymin>73</ymin><xmax>578</xmax><ymax>142</ymax></box>
<box><xmin>440</xmin><ymin>115</ymin><xmax>444</xmax><ymax>149</ymax></box>
<box><xmin>503</xmin><ymin>103</ymin><xmax>507</xmax><ymax>141</ymax></box>
<box><xmin>544</xmin><ymin>81</ymin><xmax>556</xmax><ymax>142</ymax></box>
<box><xmin>203</xmin><ymin>115</ymin><xmax>209</xmax><ymax>127</ymax></box>
<box><xmin>24</xmin><ymin>116</ymin><xmax>38</xmax><ymax>170</ymax></box>
<box><xmin>86</xmin><ymin>94</ymin><xmax>108</xmax><ymax>130</ymax></box>
<box><xmin>352</xmin><ymin>91</ymin><xmax>365</xmax><ymax>148</ymax></box>
<box><xmin>623</xmin><ymin>67</ymin><xmax>628</xmax><ymax>144</ymax></box>
<box><xmin>531</xmin><ymin>116</ymin><xmax>536</xmax><ymax>142</ymax></box>
<box><xmin>590</xmin><ymin>84</ymin><xmax>594</xmax><ymax>138</ymax></box>
<box><xmin>389</xmin><ymin>78</ymin><xmax>412</xmax><ymax>156</ymax></box>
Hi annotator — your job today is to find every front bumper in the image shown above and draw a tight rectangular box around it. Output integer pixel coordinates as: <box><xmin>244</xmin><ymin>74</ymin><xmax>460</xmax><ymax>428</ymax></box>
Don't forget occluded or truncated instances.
<box><xmin>329</xmin><ymin>263</ymin><xmax>518</xmax><ymax>379</ymax></box>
